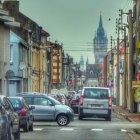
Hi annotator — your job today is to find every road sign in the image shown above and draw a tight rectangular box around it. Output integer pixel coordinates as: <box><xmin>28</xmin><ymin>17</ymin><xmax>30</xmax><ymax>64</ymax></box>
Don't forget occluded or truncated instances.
<box><xmin>132</xmin><ymin>81</ymin><xmax>140</xmax><ymax>88</ymax></box>
<box><xmin>136</xmin><ymin>42</ymin><xmax>140</xmax><ymax>49</ymax></box>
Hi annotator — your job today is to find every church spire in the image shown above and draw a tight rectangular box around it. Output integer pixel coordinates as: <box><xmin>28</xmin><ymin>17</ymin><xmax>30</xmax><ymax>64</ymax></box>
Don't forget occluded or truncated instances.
<box><xmin>97</xmin><ymin>13</ymin><xmax>105</xmax><ymax>37</ymax></box>
<box><xmin>99</xmin><ymin>13</ymin><xmax>103</xmax><ymax>28</ymax></box>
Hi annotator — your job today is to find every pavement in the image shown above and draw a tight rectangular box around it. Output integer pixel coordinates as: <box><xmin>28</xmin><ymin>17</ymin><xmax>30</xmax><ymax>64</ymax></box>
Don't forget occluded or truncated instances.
<box><xmin>113</xmin><ymin>105</ymin><xmax>140</xmax><ymax>140</ymax></box>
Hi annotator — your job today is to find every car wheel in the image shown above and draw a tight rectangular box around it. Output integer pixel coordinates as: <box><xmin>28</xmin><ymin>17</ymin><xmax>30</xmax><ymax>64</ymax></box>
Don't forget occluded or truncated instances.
<box><xmin>14</xmin><ymin>129</ymin><xmax>20</xmax><ymax>140</ymax></box>
<box><xmin>105</xmin><ymin>116</ymin><xmax>111</xmax><ymax>121</ymax></box>
<box><xmin>29</xmin><ymin>123</ymin><xmax>33</xmax><ymax>131</ymax></box>
<box><xmin>56</xmin><ymin>114</ymin><xmax>69</xmax><ymax>126</ymax></box>
<box><xmin>23</xmin><ymin>121</ymin><xmax>29</xmax><ymax>132</ymax></box>
<box><xmin>78</xmin><ymin>116</ymin><xmax>83</xmax><ymax>120</ymax></box>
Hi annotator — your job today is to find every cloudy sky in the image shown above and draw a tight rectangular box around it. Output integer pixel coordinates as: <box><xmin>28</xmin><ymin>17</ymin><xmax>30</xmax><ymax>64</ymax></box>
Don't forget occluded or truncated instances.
<box><xmin>19</xmin><ymin>0</ymin><xmax>132</xmax><ymax>65</ymax></box>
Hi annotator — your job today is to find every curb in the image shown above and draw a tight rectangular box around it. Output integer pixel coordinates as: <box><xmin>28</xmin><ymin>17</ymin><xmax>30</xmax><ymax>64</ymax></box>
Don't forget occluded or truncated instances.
<box><xmin>113</xmin><ymin>108</ymin><xmax>140</xmax><ymax>140</ymax></box>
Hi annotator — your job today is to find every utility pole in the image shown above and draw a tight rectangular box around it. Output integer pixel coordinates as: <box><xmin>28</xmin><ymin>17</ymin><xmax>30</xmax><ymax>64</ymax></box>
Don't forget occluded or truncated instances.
<box><xmin>128</xmin><ymin>9</ymin><xmax>133</xmax><ymax>112</ymax></box>
<box><xmin>116</xmin><ymin>18</ymin><xmax>120</xmax><ymax>106</ymax></box>
<box><xmin>123</xmin><ymin>26</ymin><xmax>127</xmax><ymax>109</ymax></box>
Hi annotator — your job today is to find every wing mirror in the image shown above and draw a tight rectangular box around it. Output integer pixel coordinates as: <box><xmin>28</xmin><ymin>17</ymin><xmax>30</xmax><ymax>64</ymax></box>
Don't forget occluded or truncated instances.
<box><xmin>29</xmin><ymin>105</ymin><xmax>35</xmax><ymax>110</ymax></box>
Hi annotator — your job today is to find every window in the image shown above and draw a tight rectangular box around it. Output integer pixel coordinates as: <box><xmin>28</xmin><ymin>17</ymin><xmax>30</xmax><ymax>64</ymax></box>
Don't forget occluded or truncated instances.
<box><xmin>90</xmin><ymin>70</ymin><xmax>93</xmax><ymax>75</ymax></box>
<box><xmin>9</xmin><ymin>98</ymin><xmax>22</xmax><ymax>110</ymax></box>
<box><xmin>84</xmin><ymin>88</ymin><xmax>109</xmax><ymax>99</ymax></box>
<box><xmin>24</xmin><ymin>97</ymin><xmax>32</xmax><ymax>105</ymax></box>
<box><xmin>10</xmin><ymin>44</ymin><xmax>13</xmax><ymax>64</ymax></box>
<box><xmin>34</xmin><ymin>97</ymin><xmax>51</xmax><ymax>106</ymax></box>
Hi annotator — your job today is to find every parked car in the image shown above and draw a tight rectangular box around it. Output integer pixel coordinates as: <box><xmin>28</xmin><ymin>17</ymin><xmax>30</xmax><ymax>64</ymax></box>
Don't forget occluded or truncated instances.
<box><xmin>68</xmin><ymin>91</ymin><xmax>77</xmax><ymax>97</ymax></box>
<box><xmin>50</xmin><ymin>93</ymin><xmax>68</xmax><ymax>105</ymax></box>
<box><xmin>78</xmin><ymin>87</ymin><xmax>112</xmax><ymax>121</ymax></box>
<box><xmin>0</xmin><ymin>102</ymin><xmax>10</xmax><ymax>140</ymax></box>
<box><xmin>0</xmin><ymin>95</ymin><xmax>20</xmax><ymax>140</ymax></box>
<box><xmin>16</xmin><ymin>93</ymin><xmax>74</xmax><ymax>126</ymax></box>
<box><xmin>8</xmin><ymin>96</ymin><xmax>34</xmax><ymax>132</ymax></box>
<box><xmin>70</xmin><ymin>94</ymin><xmax>80</xmax><ymax>113</ymax></box>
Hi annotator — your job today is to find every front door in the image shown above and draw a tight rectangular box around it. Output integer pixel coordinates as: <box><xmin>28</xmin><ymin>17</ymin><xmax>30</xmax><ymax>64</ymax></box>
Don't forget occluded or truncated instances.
<box><xmin>33</xmin><ymin>97</ymin><xmax>55</xmax><ymax>120</ymax></box>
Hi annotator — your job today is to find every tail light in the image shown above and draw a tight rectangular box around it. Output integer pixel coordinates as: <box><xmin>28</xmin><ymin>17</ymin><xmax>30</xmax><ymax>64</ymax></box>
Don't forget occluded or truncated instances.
<box><xmin>71</xmin><ymin>100</ymin><xmax>78</xmax><ymax>105</ymax></box>
<box><xmin>80</xmin><ymin>95</ymin><xmax>85</xmax><ymax>106</ymax></box>
<box><xmin>0</xmin><ymin>105</ymin><xmax>4</xmax><ymax>113</ymax></box>
<box><xmin>108</xmin><ymin>97</ymin><xmax>112</xmax><ymax>107</ymax></box>
<box><xmin>19</xmin><ymin>108</ymin><xmax>26</xmax><ymax>117</ymax></box>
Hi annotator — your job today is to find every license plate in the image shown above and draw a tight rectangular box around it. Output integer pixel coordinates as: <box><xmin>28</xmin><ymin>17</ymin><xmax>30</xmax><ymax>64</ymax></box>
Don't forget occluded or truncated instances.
<box><xmin>88</xmin><ymin>104</ymin><xmax>101</xmax><ymax>107</ymax></box>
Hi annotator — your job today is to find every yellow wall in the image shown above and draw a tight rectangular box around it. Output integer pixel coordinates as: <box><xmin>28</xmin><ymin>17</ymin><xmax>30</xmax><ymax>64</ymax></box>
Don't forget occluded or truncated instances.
<box><xmin>32</xmin><ymin>46</ymin><xmax>47</xmax><ymax>93</ymax></box>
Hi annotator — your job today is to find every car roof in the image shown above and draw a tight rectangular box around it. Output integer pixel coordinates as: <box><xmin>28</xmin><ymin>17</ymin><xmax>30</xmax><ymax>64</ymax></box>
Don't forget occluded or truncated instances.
<box><xmin>8</xmin><ymin>96</ymin><xmax>23</xmax><ymax>100</ymax></box>
<box><xmin>16</xmin><ymin>92</ymin><xmax>48</xmax><ymax>97</ymax></box>
<box><xmin>83</xmin><ymin>87</ymin><xmax>110</xmax><ymax>90</ymax></box>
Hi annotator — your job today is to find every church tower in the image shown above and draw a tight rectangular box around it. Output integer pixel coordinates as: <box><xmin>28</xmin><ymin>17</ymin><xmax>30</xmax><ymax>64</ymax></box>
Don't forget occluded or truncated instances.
<box><xmin>93</xmin><ymin>14</ymin><xmax>108</xmax><ymax>64</ymax></box>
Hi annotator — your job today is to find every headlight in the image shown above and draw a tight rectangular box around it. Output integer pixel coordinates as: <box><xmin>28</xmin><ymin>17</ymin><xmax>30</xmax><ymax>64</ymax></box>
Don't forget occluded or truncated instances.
<box><xmin>67</xmin><ymin>107</ymin><xmax>73</xmax><ymax>113</ymax></box>
<box><xmin>67</xmin><ymin>107</ymin><xmax>72</xmax><ymax>112</ymax></box>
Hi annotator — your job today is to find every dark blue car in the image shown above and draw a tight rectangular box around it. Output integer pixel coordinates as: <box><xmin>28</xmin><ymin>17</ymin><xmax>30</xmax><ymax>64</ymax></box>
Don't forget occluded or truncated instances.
<box><xmin>8</xmin><ymin>96</ymin><xmax>34</xmax><ymax>132</ymax></box>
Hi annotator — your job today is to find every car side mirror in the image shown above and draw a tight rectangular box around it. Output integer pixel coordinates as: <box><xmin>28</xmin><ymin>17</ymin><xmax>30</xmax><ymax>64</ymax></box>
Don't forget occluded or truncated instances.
<box><xmin>29</xmin><ymin>105</ymin><xmax>35</xmax><ymax>110</ymax></box>
<box><xmin>49</xmin><ymin>103</ymin><xmax>54</xmax><ymax>106</ymax></box>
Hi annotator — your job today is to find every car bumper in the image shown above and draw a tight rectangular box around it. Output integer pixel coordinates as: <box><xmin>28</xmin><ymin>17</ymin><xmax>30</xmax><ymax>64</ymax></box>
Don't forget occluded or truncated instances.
<box><xmin>67</xmin><ymin>112</ymin><xmax>74</xmax><ymax>121</ymax></box>
<box><xmin>79</xmin><ymin>107</ymin><xmax>111</xmax><ymax>118</ymax></box>
<box><xmin>20</xmin><ymin>116</ymin><xmax>28</xmax><ymax>126</ymax></box>
<box><xmin>71</xmin><ymin>105</ymin><xmax>79</xmax><ymax>113</ymax></box>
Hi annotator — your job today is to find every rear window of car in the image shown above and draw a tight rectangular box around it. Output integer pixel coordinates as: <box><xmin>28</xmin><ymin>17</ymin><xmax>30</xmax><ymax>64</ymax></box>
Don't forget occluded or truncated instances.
<box><xmin>84</xmin><ymin>88</ymin><xmax>109</xmax><ymax>99</ymax></box>
<box><xmin>9</xmin><ymin>98</ymin><xmax>22</xmax><ymax>109</ymax></box>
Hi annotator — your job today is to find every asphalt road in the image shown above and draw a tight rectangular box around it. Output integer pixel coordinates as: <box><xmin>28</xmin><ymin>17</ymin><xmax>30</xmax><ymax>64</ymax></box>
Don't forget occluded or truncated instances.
<box><xmin>20</xmin><ymin>112</ymin><xmax>140</xmax><ymax>140</ymax></box>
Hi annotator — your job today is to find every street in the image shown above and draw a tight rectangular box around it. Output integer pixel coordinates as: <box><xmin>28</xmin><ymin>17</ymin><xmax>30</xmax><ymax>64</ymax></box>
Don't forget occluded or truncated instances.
<box><xmin>20</xmin><ymin>112</ymin><xmax>140</xmax><ymax>140</ymax></box>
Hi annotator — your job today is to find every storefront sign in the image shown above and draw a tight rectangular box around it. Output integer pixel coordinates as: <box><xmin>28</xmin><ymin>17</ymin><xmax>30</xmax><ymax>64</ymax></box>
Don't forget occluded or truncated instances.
<box><xmin>132</xmin><ymin>81</ymin><xmax>140</xmax><ymax>88</ymax></box>
<box><xmin>135</xmin><ymin>87</ymin><xmax>140</xmax><ymax>103</ymax></box>
<box><xmin>136</xmin><ymin>42</ymin><xmax>140</xmax><ymax>49</ymax></box>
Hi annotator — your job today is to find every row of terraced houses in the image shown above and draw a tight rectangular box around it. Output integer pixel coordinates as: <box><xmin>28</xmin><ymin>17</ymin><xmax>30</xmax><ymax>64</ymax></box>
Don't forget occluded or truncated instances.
<box><xmin>0</xmin><ymin>1</ymin><xmax>74</xmax><ymax>96</ymax></box>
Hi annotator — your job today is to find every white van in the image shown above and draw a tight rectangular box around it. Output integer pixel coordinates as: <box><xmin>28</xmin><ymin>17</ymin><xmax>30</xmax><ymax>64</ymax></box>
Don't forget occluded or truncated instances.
<box><xmin>78</xmin><ymin>87</ymin><xmax>112</xmax><ymax>121</ymax></box>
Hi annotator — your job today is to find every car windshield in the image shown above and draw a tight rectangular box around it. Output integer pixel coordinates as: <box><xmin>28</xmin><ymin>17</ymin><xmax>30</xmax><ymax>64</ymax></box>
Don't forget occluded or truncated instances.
<box><xmin>9</xmin><ymin>98</ymin><xmax>22</xmax><ymax>110</ymax></box>
<box><xmin>48</xmin><ymin>96</ymin><xmax>61</xmax><ymax>105</ymax></box>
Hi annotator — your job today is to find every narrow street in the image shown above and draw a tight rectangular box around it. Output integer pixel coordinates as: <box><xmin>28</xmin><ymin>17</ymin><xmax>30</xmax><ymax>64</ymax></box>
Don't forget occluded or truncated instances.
<box><xmin>20</xmin><ymin>112</ymin><xmax>140</xmax><ymax>140</ymax></box>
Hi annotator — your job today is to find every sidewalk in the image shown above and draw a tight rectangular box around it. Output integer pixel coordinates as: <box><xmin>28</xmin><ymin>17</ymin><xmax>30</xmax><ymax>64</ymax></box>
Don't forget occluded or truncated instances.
<box><xmin>113</xmin><ymin>105</ymin><xmax>140</xmax><ymax>140</ymax></box>
<box><xmin>112</xmin><ymin>105</ymin><xmax>140</xmax><ymax>122</ymax></box>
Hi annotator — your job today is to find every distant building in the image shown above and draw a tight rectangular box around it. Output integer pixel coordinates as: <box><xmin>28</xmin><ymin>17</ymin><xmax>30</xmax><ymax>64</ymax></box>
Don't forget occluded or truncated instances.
<box><xmin>86</xmin><ymin>64</ymin><xmax>101</xmax><ymax>87</ymax></box>
<box><xmin>93</xmin><ymin>14</ymin><xmax>108</xmax><ymax>64</ymax></box>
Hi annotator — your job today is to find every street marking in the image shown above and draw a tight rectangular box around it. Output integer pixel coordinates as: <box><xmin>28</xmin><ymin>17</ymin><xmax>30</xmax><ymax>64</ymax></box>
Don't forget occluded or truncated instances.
<box><xmin>121</xmin><ymin>129</ymin><xmax>127</xmax><ymax>132</ymax></box>
<box><xmin>91</xmin><ymin>129</ymin><xmax>103</xmax><ymax>131</ymax></box>
<box><xmin>60</xmin><ymin>128</ymin><xmax>74</xmax><ymax>131</ymax></box>
<box><xmin>34</xmin><ymin>128</ymin><xmax>43</xmax><ymax>131</ymax></box>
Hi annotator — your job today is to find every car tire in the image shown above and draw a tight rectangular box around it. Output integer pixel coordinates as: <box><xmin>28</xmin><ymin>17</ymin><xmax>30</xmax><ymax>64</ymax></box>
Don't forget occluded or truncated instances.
<box><xmin>23</xmin><ymin>121</ymin><xmax>29</xmax><ymax>132</ymax></box>
<box><xmin>29</xmin><ymin>123</ymin><xmax>33</xmax><ymax>131</ymax></box>
<box><xmin>78</xmin><ymin>116</ymin><xmax>83</xmax><ymax>120</ymax></box>
<box><xmin>105</xmin><ymin>116</ymin><xmax>111</xmax><ymax>121</ymax></box>
<box><xmin>14</xmin><ymin>129</ymin><xmax>20</xmax><ymax>140</ymax></box>
<box><xmin>56</xmin><ymin>114</ymin><xmax>69</xmax><ymax>126</ymax></box>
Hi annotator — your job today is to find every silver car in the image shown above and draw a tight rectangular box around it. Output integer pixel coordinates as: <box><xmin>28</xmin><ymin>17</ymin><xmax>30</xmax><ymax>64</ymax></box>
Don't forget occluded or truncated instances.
<box><xmin>78</xmin><ymin>87</ymin><xmax>112</xmax><ymax>121</ymax></box>
<box><xmin>16</xmin><ymin>93</ymin><xmax>74</xmax><ymax>126</ymax></box>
